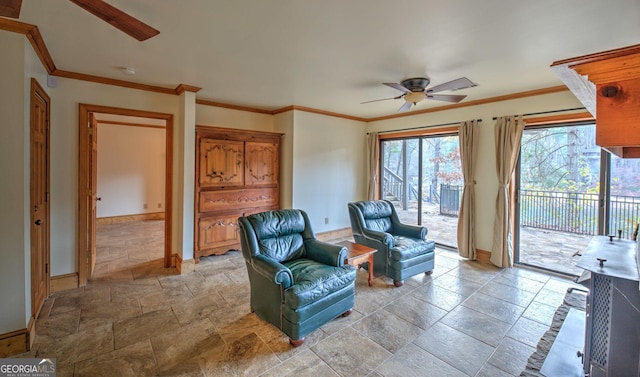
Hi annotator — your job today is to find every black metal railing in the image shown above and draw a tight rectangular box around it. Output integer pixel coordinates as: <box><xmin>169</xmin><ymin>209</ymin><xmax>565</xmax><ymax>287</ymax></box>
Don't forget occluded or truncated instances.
<box><xmin>520</xmin><ymin>190</ymin><xmax>640</xmax><ymax>238</ymax></box>
<box><xmin>383</xmin><ymin>173</ymin><xmax>640</xmax><ymax>238</ymax></box>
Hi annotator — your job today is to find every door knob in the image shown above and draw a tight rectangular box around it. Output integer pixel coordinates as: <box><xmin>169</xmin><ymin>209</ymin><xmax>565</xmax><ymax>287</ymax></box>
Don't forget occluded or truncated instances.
<box><xmin>35</xmin><ymin>219</ymin><xmax>41</xmax><ymax>226</ymax></box>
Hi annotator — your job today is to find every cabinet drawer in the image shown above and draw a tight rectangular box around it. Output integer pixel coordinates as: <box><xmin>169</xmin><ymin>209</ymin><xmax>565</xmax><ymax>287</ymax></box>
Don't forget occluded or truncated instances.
<box><xmin>198</xmin><ymin>214</ymin><xmax>241</xmax><ymax>250</ymax></box>
<box><xmin>199</xmin><ymin>188</ymin><xmax>278</xmax><ymax>213</ymax></box>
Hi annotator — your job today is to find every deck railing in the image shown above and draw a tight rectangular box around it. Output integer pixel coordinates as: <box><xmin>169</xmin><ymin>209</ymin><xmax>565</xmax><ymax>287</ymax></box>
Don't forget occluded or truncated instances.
<box><xmin>383</xmin><ymin>173</ymin><xmax>639</xmax><ymax>238</ymax></box>
<box><xmin>520</xmin><ymin>190</ymin><xmax>640</xmax><ymax>238</ymax></box>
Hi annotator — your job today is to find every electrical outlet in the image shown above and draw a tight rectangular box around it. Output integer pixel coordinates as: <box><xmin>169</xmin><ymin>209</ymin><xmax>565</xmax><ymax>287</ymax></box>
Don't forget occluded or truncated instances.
<box><xmin>324</xmin><ymin>217</ymin><xmax>329</xmax><ymax>224</ymax></box>
<box><xmin>143</xmin><ymin>203</ymin><xmax>148</xmax><ymax>209</ymax></box>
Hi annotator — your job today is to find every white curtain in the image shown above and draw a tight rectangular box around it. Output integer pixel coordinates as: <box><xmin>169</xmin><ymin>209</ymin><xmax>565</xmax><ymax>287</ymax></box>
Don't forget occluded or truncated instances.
<box><xmin>491</xmin><ymin>115</ymin><xmax>525</xmax><ymax>268</ymax></box>
<box><xmin>457</xmin><ymin>120</ymin><xmax>479</xmax><ymax>259</ymax></box>
<box><xmin>367</xmin><ymin>132</ymin><xmax>379</xmax><ymax>200</ymax></box>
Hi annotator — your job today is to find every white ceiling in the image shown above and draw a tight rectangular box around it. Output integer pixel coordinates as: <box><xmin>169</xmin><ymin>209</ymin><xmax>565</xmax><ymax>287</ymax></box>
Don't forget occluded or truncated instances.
<box><xmin>15</xmin><ymin>0</ymin><xmax>640</xmax><ymax>119</ymax></box>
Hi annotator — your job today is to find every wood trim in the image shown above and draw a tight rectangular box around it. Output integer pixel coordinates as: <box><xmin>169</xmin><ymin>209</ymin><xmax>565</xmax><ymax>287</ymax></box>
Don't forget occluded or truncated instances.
<box><xmin>368</xmin><ymin>86</ymin><xmax>569</xmax><ymax>122</ymax></box>
<box><xmin>53</xmin><ymin>70</ymin><xmax>176</xmax><ymax>95</ymax></box>
<box><xmin>524</xmin><ymin>111</ymin><xmax>594</xmax><ymax>126</ymax></box>
<box><xmin>97</xmin><ymin>212</ymin><xmax>165</xmax><ymax>225</ymax></box>
<box><xmin>175</xmin><ymin>254</ymin><xmax>195</xmax><ymax>274</ymax></box>
<box><xmin>476</xmin><ymin>249</ymin><xmax>491</xmax><ymax>265</ymax></box>
<box><xmin>96</xmin><ymin>119</ymin><xmax>166</xmax><ymax>129</ymax></box>
<box><xmin>50</xmin><ymin>272</ymin><xmax>79</xmax><ymax>293</ymax></box>
<box><xmin>551</xmin><ymin>44</ymin><xmax>640</xmax><ymax>70</ymax></box>
<box><xmin>195</xmin><ymin>99</ymin><xmax>274</xmax><ymax>115</ymax></box>
<box><xmin>25</xmin><ymin>25</ymin><xmax>56</xmax><ymax>73</ymax></box>
<box><xmin>78</xmin><ymin>104</ymin><xmax>174</xmax><ymax>286</ymax></box>
<box><xmin>0</xmin><ymin>18</ymin><xmax>56</xmax><ymax>73</ymax></box>
<box><xmin>0</xmin><ymin>18</ymin><xmax>575</xmax><ymax>124</ymax></box>
<box><xmin>272</xmin><ymin>105</ymin><xmax>369</xmax><ymax>122</ymax></box>
<box><xmin>0</xmin><ymin>16</ymin><xmax>33</xmax><ymax>34</ymax></box>
<box><xmin>175</xmin><ymin>84</ymin><xmax>202</xmax><ymax>94</ymax></box>
<box><xmin>378</xmin><ymin>125</ymin><xmax>459</xmax><ymax>140</ymax></box>
<box><xmin>0</xmin><ymin>328</ymin><xmax>29</xmax><ymax>357</ymax></box>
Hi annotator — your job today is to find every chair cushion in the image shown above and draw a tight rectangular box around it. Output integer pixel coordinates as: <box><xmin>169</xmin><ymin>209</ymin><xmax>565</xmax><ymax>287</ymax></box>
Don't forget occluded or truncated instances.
<box><xmin>283</xmin><ymin>258</ymin><xmax>356</xmax><ymax>308</ymax></box>
<box><xmin>249</xmin><ymin>209</ymin><xmax>307</xmax><ymax>262</ymax></box>
<box><xmin>259</xmin><ymin>234</ymin><xmax>305</xmax><ymax>263</ymax></box>
<box><xmin>389</xmin><ymin>236</ymin><xmax>435</xmax><ymax>261</ymax></box>
<box><xmin>355</xmin><ymin>200</ymin><xmax>394</xmax><ymax>233</ymax></box>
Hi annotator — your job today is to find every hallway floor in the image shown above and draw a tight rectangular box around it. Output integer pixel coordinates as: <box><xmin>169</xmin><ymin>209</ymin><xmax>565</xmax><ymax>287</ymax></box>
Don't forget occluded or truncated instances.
<box><xmin>23</xmin><ymin>220</ymin><xmax>582</xmax><ymax>376</ymax></box>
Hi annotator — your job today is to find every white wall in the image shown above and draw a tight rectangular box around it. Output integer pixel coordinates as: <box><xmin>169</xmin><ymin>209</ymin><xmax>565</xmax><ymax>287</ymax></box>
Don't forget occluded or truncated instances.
<box><xmin>291</xmin><ymin>111</ymin><xmax>367</xmax><ymax>233</ymax></box>
<box><xmin>196</xmin><ymin>104</ymin><xmax>274</xmax><ymax>131</ymax></box>
<box><xmin>96</xmin><ymin>124</ymin><xmax>166</xmax><ymax>218</ymax></box>
<box><xmin>367</xmin><ymin>91</ymin><xmax>584</xmax><ymax>253</ymax></box>
<box><xmin>0</xmin><ymin>31</ymin><xmax>50</xmax><ymax>333</ymax></box>
<box><xmin>0</xmin><ymin>32</ymin><xmax>28</xmax><ymax>333</ymax></box>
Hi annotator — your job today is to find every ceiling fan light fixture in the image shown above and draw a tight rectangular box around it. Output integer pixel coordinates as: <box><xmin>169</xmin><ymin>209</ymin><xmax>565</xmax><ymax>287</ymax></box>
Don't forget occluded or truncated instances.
<box><xmin>404</xmin><ymin>91</ymin><xmax>426</xmax><ymax>104</ymax></box>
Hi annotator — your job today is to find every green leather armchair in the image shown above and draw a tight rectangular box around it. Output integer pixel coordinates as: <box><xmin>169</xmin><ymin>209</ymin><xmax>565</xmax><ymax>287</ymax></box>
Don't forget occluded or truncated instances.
<box><xmin>238</xmin><ymin>209</ymin><xmax>356</xmax><ymax>346</ymax></box>
<box><xmin>348</xmin><ymin>200</ymin><xmax>435</xmax><ymax>287</ymax></box>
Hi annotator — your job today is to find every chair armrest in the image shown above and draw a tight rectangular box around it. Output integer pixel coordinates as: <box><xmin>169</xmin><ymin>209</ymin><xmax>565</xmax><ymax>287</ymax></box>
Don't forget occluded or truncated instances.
<box><xmin>394</xmin><ymin>223</ymin><xmax>427</xmax><ymax>240</ymax></box>
<box><xmin>359</xmin><ymin>228</ymin><xmax>394</xmax><ymax>248</ymax></box>
<box><xmin>305</xmin><ymin>239</ymin><xmax>348</xmax><ymax>267</ymax></box>
<box><xmin>251</xmin><ymin>254</ymin><xmax>293</xmax><ymax>288</ymax></box>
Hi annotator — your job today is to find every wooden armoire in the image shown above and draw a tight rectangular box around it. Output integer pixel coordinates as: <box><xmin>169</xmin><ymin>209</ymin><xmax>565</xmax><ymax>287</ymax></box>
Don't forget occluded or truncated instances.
<box><xmin>194</xmin><ymin>126</ymin><xmax>282</xmax><ymax>262</ymax></box>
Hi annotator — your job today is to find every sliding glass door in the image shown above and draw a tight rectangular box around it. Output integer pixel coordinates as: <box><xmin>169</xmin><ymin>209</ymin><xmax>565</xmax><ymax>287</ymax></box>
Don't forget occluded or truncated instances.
<box><xmin>380</xmin><ymin>134</ymin><xmax>462</xmax><ymax>248</ymax></box>
<box><xmin>516</xmin><ymin>122</ymin><xmax>640</xmax><ymax>276</ymax></box>
<box><xmin>607</xmin><ymin>154</ymin><xmax>640</xmax><ymax>238</ymax></box>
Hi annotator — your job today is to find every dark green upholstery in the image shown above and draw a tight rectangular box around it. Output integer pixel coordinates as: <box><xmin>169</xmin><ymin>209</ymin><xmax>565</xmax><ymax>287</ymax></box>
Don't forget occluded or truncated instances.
<box><xmin>238</xmin><ymin>209</ymin><xmax>356</xmax><ymax>343</ymax></box>
<box><xmin>348</xmin><ymin>200</ymin><xmax>435</xmax><ymax>285</ymax></box>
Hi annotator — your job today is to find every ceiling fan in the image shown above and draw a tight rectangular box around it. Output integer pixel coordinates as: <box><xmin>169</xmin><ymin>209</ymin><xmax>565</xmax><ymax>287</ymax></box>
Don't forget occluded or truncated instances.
<box><xmin>362</xmin><ymin>77</ymin><xmax>477</xmax><ymax>112</ymax></box>
<box><xmin>0</xmin><ymin>0</ymin><xmax>159</xmax><ymax>41</ymax></box>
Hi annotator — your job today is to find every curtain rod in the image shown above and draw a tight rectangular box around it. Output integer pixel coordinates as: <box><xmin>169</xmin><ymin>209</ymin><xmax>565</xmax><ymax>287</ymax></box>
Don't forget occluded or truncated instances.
<box><xmin>491</xmin><ymin>107</ymin><xmax>586</xmax><ymax>120</ymax></box>
<box><xmin>368</xmin><ymin>118</ymin><xmax>482</xmax><ymax>135</ymax></box>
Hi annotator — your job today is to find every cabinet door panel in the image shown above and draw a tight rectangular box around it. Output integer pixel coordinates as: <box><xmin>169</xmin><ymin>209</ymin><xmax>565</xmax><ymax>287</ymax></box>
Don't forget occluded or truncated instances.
<box><xmin>245</xmin><ymin>141</ymin><xmax>279</xmax><ymax>186</ymax></box>
<box><xmin>198</xmin><ymin>214</ymin><xmax>240</xmax><ymax>250</ymax></box>
<box><xmin>199</xmin><ymin>188</ymin><xmax>278</xmax><ymax>213</ymax></box>
<box><xmin>200</xmin><ymin>139</ymin><xmax>244</xmax><ymax>187</ymax></box>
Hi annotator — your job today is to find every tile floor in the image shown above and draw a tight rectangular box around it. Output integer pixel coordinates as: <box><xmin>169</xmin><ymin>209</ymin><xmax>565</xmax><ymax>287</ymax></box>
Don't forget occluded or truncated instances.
<box><xmin>22</xmin><ymin>220</ymin><xmax>583</xmax><ymax>376</ymax></box>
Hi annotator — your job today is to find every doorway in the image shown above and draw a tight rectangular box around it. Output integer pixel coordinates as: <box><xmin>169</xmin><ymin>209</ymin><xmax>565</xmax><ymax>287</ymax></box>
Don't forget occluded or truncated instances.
<box><xmin>30</xmin><ymin>78</ymin><xmax>50</xmax><ymax>319</ymax></box>
<box><xmin>77</xmin><ymin>104</ymin><xmax>173</xmax><ymax>286</ymax></box>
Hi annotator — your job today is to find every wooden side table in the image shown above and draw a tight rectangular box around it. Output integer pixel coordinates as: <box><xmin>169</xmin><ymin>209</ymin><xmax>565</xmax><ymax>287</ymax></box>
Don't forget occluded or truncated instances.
<box><xmin>337</xmin><ymin>241</ymin><xmax>377</xmax><ymax>286</ymax></box>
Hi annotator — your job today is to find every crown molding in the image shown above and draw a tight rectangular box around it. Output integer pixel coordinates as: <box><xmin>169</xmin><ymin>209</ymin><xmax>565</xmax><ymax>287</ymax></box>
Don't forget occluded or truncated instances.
<box><xmin>367</xmin><ymin>86</ymin><xmax>569</xmax><ymax>122</ymax></box>
<box><xmin>195</xmin><ymin>99</ymin><xmax>273</xmax><ymax>114</ymax></box>
<box><xmin>2</xmin><ymin>18</ymin><xmax>572</xmax><ymax>123</ymax></box>
<box><xmin>175</xmin><ymin>84</ymin><xmax>201</xmax><ymax>95</ymax></box>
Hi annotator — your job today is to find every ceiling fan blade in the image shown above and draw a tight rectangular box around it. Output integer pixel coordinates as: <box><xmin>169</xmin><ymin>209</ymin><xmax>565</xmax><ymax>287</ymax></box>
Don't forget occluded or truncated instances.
<box><xmin>361</xmin><ymin>94</ymin><xmax>404</xmax><ymax>104</ymax></box>
<box><xmin>383</xmin><ymin>82</ymin><xmax>412</xmax><ymax>93</ymax></box>
<box><xmin>397</xmin><ymin>101</ymin><xmax>413</xmax><ymax>112</ymax></box>
<box><xmin>427</xmin><ymin>94</ymin><xmax>467</xmax><ymax>103</ymax></box>
<box><xmin>70</xmin><ymin>0</ymin><xmax>160</xmax><ymax>41</ymax></box>
<box><xmin>0</xmin><ymin>0</ymin><xmax>22</xmax><ymax>18</ymax></box>
<box><xmin>426</xmin><ymin>77</ymin><xmax>476</xmax><ymax>93</ymax></box>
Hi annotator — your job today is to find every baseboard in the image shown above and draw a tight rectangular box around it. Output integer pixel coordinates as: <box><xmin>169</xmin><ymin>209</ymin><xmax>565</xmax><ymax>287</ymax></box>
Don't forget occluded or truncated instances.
<box><xmin>27</xmin><ymin>317</ymin><xmax>35</xmax><ymax>349</ymax></box>
<box><xmin>174</xmin><ymin>253</ymin><xmax>195</xmax><ymax>274</ymax></box>
<box><xmin>97</xmin><ymin>212</ymin><xmax>165</xmax><ymax>225</ymax></box>
<box><xmin>317</xmin><ymin>227</ymin><xmax>352</xmax><ymax>241</ymax></box>
<box><xmin>476</xmin><ymin>248</ymin><xmax>491</xmax><ymax>265</ymax></box>
<box><xmin>0</xmin><ymin>328</ymin><xmax>29</xmax><ymax>358</ymax></box>
<box><xmin>50</xmin><ymin>272</ymin><xmax>79</xmax><ymax>293</ymax></box>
